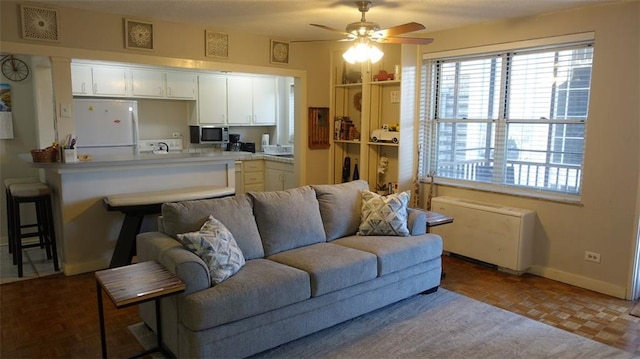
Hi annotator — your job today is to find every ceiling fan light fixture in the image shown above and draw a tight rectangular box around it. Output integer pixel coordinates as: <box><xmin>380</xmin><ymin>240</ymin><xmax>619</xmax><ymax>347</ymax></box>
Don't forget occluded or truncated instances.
<box><xmin>343</xmin><ymin>41</ymin><xmax>383</xmax><ymax>64</ymax></box>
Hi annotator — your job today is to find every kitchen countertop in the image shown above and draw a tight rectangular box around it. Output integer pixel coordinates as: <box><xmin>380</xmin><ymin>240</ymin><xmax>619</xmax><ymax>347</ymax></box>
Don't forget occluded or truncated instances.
<box><xmin>22</xmin><ymin>151</ymin><xmax>293</xmax><ymax>172</ymax></box>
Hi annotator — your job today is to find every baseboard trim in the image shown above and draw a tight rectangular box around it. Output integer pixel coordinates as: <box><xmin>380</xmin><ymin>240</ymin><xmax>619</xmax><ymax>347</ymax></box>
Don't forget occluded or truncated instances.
<box><xmin>62</xmin><ymin>258</ymin><xmax>109</xmax><ymax>276</ymax></box>
<box><xmin>528</xmin><ymin>265</ymin><xmax>627</xmax><ymax>299</ymax></box>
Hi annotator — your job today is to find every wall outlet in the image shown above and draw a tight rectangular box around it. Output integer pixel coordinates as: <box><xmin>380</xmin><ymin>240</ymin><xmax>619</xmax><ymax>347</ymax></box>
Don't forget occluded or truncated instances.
<box><xmin>584</xmin><ymin>251</ymin><xmax>601</xmax><ymax>263</ymax></box>
<box><xmin>172</xmin><ymin>132</ymin><xmax>181</xmax><ymax>138</ymax></box>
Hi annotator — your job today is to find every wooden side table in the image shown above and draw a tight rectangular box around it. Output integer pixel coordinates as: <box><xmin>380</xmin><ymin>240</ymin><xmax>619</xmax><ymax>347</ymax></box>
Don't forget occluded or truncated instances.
<box><xmin>424</xmin><ymin>210</ymin><xmax>454</xmax><ymax>231</ymax></box>
<box><xmin>419</xmin><ymin>209</ymin><xmax>454</xmax><ymax>279</ymax></box>
<box><xmin>95</xmin><ymin>261</ymin><xmax>185</xmax><ymax>359</ymax></box>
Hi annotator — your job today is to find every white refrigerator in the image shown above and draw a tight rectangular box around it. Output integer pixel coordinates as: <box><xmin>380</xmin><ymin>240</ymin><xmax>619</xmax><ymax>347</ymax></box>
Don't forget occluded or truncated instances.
<box><xmin>73</xmin><ymin>98</ymin><xmax>139</xmax><ymax>157</ymax></box>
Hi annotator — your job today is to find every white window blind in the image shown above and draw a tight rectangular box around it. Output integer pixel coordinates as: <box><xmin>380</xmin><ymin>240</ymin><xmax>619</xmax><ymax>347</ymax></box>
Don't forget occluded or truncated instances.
<box><xmin>423</xmin><ymin>42</ymin><xmax>593</xmax><ymax>197</ymax></box>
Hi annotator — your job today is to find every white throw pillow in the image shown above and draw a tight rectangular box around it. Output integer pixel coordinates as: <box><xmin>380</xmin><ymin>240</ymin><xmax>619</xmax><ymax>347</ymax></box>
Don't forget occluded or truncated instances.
<box><xmin>177</xmin><ymin>215</ymin><xmax>246</xmax><ymax>285</ymax></box>
<box><xmin>358</xmin><ymin>190</ymin><xmax>410</xmax><ymax>236</ymax></box>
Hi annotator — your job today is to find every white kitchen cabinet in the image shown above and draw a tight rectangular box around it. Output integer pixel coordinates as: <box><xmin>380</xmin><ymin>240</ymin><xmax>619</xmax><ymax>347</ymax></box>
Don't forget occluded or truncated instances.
<box><xmin>252</xmin><ymin>77</ymin><xmax>277</xmax><ymax>125</ymax></box>
<box><xmin>265</xmin><ymin>160</ymin><xmax>295</xmax><ymax>191</ymax></box>
<box><xmin>227</xmin><ymin>77</ymin><xmax>253</xmax><ymax>125</ymax></box>
<box><xmin>90</xmin><ymin>66</ymin><xmax>129</xmax><ymax>96</ymax></box>
<box><xmin>71</xmin><ymin>64</ymin><xmax>92</xmax><ymax>95</ymax></box>
<box><xmin>166</xmin><ymin>71</ymin><xmax>197</xmax><ymax>99</ymax></box>
<box><xmin>195</xmin><ymin>74</ymin><xmax>228</xmax><ymax>125</ymax></box>
<box><xmin>227</xmin><ymin>76</ymin><xmax>276</xmax><ymax>125</ymax></box>
<box><xmin>130</xmin><ymin>68</ymin><xmax>164</xmax><ymax>97</ymax></box>
<box><xmin>131</xmin><ymin>69</ymin><xmax>197</xmax><ymax>99</ymax></box>
<box><xmin>71</xmin><ymin>64</ymin><xmax>128</xmax><ymax>97</ymax></box>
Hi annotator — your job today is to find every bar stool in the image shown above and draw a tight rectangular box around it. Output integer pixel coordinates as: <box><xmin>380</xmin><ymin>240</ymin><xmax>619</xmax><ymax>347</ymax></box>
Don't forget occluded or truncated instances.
<box><xmin>4</xmin><ymin>177</ymin><xmax>40</xmax><ymax>255</ymax></box>
<box><xmin>9</xmin><ymin>182</ymin><xmax>60</xmax><ymax>277</ymax></box>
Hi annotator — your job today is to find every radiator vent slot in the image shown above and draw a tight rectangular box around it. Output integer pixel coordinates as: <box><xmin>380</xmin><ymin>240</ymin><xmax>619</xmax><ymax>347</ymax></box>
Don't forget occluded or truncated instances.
<box><xmin>430</xmin><ymin>196</ymin><xmax>536</xmax><ymax>273</ymax></box>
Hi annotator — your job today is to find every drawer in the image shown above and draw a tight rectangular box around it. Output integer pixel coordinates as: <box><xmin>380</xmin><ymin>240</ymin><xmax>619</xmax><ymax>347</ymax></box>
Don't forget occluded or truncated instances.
<box><xmin>243</xmin><ymin>160</ymin><xmax>264</xmax><ymax>172</ymax></box>
<box><xmin>244</xmin><ymin>183</ymin><xmax>264</xmax><ymax>192</ymax></box>
<box><xmin>244</xmin><ymin>171</ymin><xmax>264</xmax><ymax>185</ymax></box>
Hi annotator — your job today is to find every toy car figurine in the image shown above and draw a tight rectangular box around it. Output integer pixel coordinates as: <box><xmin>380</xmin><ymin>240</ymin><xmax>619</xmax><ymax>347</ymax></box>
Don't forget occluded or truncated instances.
<box><xmin>371</xmin><ymin>124</ymin><xmax>399</xmax><ymax>143</ymax></box>
<box><xmin>373</xmin><ymin>70</ymin><xmax>395</xmax><ymax>81</ymax></box>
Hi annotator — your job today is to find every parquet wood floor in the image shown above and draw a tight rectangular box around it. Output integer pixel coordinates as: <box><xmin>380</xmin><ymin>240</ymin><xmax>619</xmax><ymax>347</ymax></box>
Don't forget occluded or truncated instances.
<box><xmin>1</xmin><ymin>255</ymin><xmax>638</xmax><ymax>358</ymax></box>
<box><xmin>441</xmin><ymin>254</ymin><xmax>640</xmax><ymax>356</ymax></box>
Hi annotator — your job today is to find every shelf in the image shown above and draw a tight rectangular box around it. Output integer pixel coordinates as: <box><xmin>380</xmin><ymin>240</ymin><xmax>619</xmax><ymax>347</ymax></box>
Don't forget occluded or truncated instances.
<box><xmin>335</xmin><ymin>83</ymin><xmax>362</xmax><ymax>88</ymax></box>
<box><xmin>367</xmin><ymin>141</ymin><xmax>399</xmax><ymax>147</ymax></box>
<box><xmin>334</xmin><ymin>139</ymin><xmax>361</xmax><ymax>144</ymax></box>
<box><xmin>370</xmin><ymin>80</ymin><xmax>401</xmax><ymax>86</ymax></box>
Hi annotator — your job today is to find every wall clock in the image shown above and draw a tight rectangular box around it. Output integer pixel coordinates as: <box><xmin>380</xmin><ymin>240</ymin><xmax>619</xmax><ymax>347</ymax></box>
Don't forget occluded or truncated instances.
<box><xmin>270</xmin><ymin>40</ymin><xmax>289</xmax><ymax>64</ymax></box>
<box><xmin>1</xmin><ymin>55</ymin><xmax>29</xmax><ymax>82</ymax></box>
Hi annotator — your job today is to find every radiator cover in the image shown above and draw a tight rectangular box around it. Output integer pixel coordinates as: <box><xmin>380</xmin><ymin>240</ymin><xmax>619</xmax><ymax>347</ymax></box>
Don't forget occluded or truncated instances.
<box><xmin>430</xmin><ymin>196</ymin><xmax>536</xmax><ymax>272</ymax></box>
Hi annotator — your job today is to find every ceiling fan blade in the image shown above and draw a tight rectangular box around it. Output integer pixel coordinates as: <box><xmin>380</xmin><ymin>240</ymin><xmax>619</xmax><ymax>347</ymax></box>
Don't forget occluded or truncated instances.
<box><xmin>310</xmin><ymin>24</ymin><xmax>351</xmax><ymax>36</ymax></box>
<box><xmin>374</xmin><ymin>22</ymin><xmax>426</xmax><ymax>37</ymax></box>
<box><xmin>375</xmin><ymin>36</ymin><xmax>434</xmax><ymax>45</ymax></box>
<box><xmin>291</xmin><ymin>38</ymin><xmax>355</xmax><ymax>43</ymax></box>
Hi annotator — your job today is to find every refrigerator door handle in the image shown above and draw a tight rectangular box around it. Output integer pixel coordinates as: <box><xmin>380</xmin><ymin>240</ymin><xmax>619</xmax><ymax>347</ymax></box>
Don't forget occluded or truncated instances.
<box><xmin>131</xmin><ymin>112</ymin><xmax>139</xmax><ymax>154</ymax></box>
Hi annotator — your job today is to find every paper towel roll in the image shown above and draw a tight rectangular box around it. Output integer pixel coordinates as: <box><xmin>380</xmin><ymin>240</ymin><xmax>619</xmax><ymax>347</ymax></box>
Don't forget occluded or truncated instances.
<box><xmin>261</xmin><ymin>133</ymin><xmax>269</xmax><ymax>146</ymax></box>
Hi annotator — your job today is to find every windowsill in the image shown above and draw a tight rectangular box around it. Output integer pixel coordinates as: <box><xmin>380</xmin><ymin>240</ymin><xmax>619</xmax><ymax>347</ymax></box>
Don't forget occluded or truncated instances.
<box><xmin>422</xmin><ymin>178</ymin><xmax>583</xmax><ymax>206</ymax></box>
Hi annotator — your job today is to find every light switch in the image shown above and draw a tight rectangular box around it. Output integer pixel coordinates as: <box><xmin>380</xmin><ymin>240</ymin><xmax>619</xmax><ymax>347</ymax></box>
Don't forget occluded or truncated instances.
<box><xmin>60</xmin><ymin>103</ymin><xmax>72</xmax><ymax>118</ymax></box>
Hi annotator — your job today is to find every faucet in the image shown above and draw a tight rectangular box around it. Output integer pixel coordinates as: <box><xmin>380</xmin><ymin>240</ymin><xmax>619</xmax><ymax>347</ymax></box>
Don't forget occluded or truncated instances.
<box><xmin>157</xmin><ymin>142</ymin><xmax>169</xmax><ymax>152</ymax></box>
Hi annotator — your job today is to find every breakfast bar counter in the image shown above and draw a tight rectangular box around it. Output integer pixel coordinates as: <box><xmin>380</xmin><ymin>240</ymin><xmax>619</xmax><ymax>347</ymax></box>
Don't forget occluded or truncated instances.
<box><xmin>26</xmin><ymin>151</ymin><xmax>253</xmax><ymax>275</ymax></box>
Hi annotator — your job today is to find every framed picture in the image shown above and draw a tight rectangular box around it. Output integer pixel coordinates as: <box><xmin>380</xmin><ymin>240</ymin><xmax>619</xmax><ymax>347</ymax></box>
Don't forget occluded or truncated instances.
<box><xmin>205</xmin><ymin>30</ymin><xmax>229</xmax><ymax>58</ymax></box>
<box><xmin>20</xmin><ymin>5</ymin><xmax>59</xmax><ymax>42</ymax></box>
<box><xmin>270</xmin><ymin>40</ymin><xmax>289</xmax><ymax>65</ymax></box>
<box><xmin>124</xmin><ymin>19</ymin><xmax>154</xmax><ymax>51</ymax></box>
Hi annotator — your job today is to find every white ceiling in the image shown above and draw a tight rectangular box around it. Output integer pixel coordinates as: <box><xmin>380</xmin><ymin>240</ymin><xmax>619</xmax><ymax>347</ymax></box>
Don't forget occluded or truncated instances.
<box><xmin>29</xmin><ymin>0</ymin><xmax>610</xmax><ymax>41</ymax></box>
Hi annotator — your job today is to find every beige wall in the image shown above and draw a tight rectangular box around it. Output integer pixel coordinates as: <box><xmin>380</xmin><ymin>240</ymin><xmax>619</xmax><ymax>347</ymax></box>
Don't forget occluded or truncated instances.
<box><xmin>419</xmin><ymin>2</ymin><xmax>639</xmax><ymax>298</ymax></box>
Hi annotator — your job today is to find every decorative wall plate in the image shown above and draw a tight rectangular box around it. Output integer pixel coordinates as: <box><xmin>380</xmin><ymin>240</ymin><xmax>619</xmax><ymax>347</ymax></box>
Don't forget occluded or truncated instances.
<box><xmin>21</xmin><ymin>5</ymin><xmax>59</xmax><ymax>42</ymax></box>
<box><xmin>124</xmin><ymin>19</ymin><xmax>154</xmax><ymax>51</ymax></box>
<box><xmin>205</xmin><ymin>30</ymin><xmax>229</xmax><ymax>58</ymax></box>
<box><xmin>270</xmin><ymin>40</ymin><xmax>289</xmax><ymax>65</ymax></box>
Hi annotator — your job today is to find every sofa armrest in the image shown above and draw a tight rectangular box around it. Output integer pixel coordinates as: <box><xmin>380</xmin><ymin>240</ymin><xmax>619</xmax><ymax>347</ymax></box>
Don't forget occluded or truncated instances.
<box><xmin>137</xmin><ymin>231</ymin><xmax>211</xmax><ymax>294</ymax></box>
<box><xmin>407</xmin><ymin>208</ymin><xmax>427</xmax><ymax>236</ymax></box>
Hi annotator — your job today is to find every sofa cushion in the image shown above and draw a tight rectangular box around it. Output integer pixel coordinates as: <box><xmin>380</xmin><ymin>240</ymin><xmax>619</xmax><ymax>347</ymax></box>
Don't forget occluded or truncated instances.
<box><xmin>332</xmin><ymin>234</ymin><xmax>443</xmax><ymax>276</ymax></box>
<box><xmin>161</xmin><ymin>194</ymin><xmax>264</xmax><ymax>260</ymax></box>
<box><xmin>358</xmin><ymin>190</ymin><xmax>410</xmax><ymax>236</ymax></box>
<box><xmin>250</xmin><ymin>186</ymin><xmax>326</xmax><ymax>256</ymax></box>
<box><xmin>177</xmin><ymin>216</ymin><xmax>246</xmax><ymax>285</ymax></box>
<box><xmin>180</xmin><ymin>259</ymin><xmax>310</xmax><ymax>331</ymax></box>
<box><xmin>312</xmin><ymin>180</ymin><xmax>370</xmax><ymax>241</ymax></box>
<box><xmin>268</xmin><ymin>243</ymin><xmax>377</xmax><ymax>297</ymax></box>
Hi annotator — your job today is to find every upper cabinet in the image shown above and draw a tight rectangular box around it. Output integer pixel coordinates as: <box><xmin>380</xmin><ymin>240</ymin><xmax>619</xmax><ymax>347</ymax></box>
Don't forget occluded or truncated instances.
<box><xmin>193</xmin><ymin>74</ymin><xmax>228</xmax><ymax>125</ymax></box>
<box><xmin>71</xmin><ymin>64</ymin><xmax>128</xmax><ymax>97</ymax></box>
<box><xmin>72</xmin><ymin>63</ymin><xmax>196</xmax><ymax>100</ymax></box>
<box><xmin>130</xmin><ymin>68</ymin><xmax>164</xmax><ymax>97</ymax></box>
<box><xmin>129</xmin><ymin>68</ymin><xmax>197</xmax><ymax>100</ymax></box>
<box><xmin>165</xmin><ymin>71</ymin><xmax>197</xmax><ymax>99</ymax></box>
<box><xmin>228</xmin><ymin>76</ymin><xmax>276</xmax><ymax>125</ymax></box>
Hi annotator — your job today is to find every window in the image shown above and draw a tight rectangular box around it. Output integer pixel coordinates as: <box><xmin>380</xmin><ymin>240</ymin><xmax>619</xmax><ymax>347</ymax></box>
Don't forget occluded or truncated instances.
<box><xmin>422</xmin><ymin>41</ymin><xmax>593</xmax><ymax>198</ymax></box>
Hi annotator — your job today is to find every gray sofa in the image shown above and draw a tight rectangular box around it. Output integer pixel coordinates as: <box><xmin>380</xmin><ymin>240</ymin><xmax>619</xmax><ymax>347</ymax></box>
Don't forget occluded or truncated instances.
<box><xmin>136</xmin><ymin>180</ymin><xmax>443</xmax><ymax>358</ymax></box>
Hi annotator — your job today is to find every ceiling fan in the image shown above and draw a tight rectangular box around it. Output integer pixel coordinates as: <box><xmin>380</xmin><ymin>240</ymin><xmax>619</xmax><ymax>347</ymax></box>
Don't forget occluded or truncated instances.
<box><xmin>295</xmin><ymin>1</ymin><xmax>434</xmax><ymax>45</ymax></box>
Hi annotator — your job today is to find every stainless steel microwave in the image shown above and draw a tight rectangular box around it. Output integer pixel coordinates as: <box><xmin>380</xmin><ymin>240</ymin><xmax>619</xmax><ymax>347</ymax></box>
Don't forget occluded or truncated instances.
<box><xmin>189</xmin><ymin>125</ymin><xmax>229</xmax><ymax>144</ymax></box>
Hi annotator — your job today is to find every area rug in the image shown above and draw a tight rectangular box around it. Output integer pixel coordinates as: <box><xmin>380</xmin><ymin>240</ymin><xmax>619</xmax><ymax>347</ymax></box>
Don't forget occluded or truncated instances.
<box><xmin>130</xmin><ymin>289</ymin><xmax>634</xmax><ymax>359</ymax></box>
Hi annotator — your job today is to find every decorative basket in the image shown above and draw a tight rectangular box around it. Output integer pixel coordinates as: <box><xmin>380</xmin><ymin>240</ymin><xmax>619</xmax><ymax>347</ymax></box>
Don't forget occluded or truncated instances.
<box><xmin>31</xmin><ymin>147</ymin><xmax>59</xmax><ymax>163</ymax></box>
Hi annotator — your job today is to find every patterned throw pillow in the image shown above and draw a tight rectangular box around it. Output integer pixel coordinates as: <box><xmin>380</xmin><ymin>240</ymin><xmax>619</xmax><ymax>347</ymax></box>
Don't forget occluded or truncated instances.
<box><xmin>358</xmin><ymin>190</ymin><xmax>411</xmax><ymax>236</ymax></box>
<box><xmin>177</xmin><ymin>215</ymin><xmax>246</xmax><ymax>285</ymax></box>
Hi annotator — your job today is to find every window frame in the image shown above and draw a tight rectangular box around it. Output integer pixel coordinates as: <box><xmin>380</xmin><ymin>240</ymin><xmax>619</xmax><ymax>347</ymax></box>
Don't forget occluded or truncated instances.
<box><xmin>420</xmin><ymin>33</ymin><xmax>595</xmax><ymax>203</ymax></box>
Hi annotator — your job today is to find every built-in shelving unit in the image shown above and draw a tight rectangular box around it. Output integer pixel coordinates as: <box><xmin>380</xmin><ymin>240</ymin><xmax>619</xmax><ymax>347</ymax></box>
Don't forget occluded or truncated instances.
<box><xmin>329</xmin><ymin>45</ymin><xmax>418</xmax><ymax>195</ymax></box>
